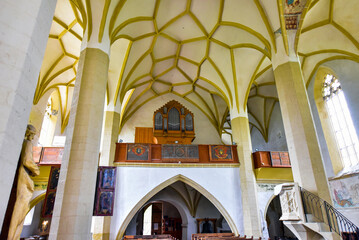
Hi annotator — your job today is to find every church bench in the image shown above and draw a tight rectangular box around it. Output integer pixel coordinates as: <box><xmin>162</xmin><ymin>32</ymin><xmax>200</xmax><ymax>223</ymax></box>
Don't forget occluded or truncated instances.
<box><xmin>192</xmin><ymin>234</ymin><xmax>262</xmax><ymax>240</ymax></box>
<box><xmin>192</xmin><ymin>233</ymin><xmax>235</xmax><ymax>240</ymax></box>
<box><xmin>124</xmin><ymin>235</ymin><xmax>175</xmax><ymax>240</ymax></box>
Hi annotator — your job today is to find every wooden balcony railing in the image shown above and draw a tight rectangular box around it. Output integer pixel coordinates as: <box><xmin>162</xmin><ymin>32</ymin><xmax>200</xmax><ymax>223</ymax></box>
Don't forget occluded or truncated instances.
<box><xmin>32</xmin><ymin>144</ymin><xmax>240</xmax><ymax>165</ymax></box>
<box><xmin>114</xmin><ymin>143</ymin><xmax>239</xmax><ymax>164</ymax></box>
<box><xmin>33</xmin><ymin>146</ymin><xmax>63</xmax><ymax>165</ymax></box>
<box><xmin>252</xmin><ymin>151</ymin><xmax>291</xmax><ymax>168</ymax></box>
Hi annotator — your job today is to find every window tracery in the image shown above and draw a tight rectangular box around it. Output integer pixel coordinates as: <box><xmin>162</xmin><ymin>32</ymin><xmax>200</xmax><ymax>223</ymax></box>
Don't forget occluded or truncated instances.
<box><xmin>322</xmin><ymin>74</ymin><xmax>359</xmax><ymax>170</ymax></box>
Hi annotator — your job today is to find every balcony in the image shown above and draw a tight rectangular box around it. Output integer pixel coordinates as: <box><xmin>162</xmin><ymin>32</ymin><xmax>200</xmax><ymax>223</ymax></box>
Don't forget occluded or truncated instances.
<box><xmin>252</xmin><ymin>151</ymin><xmax>293</xmax><ymax>182</ymax></box>
<box><xmin>114</xmin><ymin>143</ymin><xmax>239</xmax><ymax>166</ymax></box>
<box><xmin>33</xmin><ymin>146</ymin><xmax>63</xmax><ymax>165</ymax></box>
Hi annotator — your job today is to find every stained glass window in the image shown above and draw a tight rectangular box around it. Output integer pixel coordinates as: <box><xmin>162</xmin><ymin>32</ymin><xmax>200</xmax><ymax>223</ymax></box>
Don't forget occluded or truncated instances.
<box><xmin>323</xmin><ymin>74</ymin><xmax>359</xmax><ymax>170</ymax></box>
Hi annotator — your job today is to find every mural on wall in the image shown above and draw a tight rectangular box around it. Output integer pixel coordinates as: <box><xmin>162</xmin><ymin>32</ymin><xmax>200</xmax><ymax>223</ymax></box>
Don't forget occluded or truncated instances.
<box><xmin>329</xmin><ymin>175</ymin><xmax>359</xmax><ymax>208</ymax></box>
<box><xmin>284</xmin><ymin>0</ymin><xmax>306</xmax><ymax>14</ymax></box>
<box><xmin>283</xmin><ymin>0</ymin><xmax>307</xmax><ymax>30</ymax></box>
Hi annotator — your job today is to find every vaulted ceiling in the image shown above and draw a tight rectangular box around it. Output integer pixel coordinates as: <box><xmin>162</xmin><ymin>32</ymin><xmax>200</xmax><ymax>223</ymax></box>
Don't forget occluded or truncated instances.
<box><xmin>33</xmin><ymin>0</ymin><xmax>359</xmax><ymax>141</ymax></box>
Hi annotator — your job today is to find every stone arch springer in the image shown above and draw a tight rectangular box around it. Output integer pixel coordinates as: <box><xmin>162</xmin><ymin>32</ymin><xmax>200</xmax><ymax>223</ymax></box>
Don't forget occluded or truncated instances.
<box><xmin>115</xmin><ymin>174</ymin><xmax>239</xmax><ymax>240</ymax></box>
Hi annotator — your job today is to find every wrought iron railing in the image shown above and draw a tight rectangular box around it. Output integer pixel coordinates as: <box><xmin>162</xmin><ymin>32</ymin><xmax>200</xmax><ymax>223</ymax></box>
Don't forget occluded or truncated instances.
<box><xmin>300</xmin><ymin>187</ymin><xmax>359</xmax><ymax>240</ymax></box>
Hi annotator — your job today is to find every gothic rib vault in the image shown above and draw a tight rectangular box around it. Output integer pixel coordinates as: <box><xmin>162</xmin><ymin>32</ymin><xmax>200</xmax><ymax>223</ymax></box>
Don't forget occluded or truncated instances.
<box><xmin>33</xmin><ymin>0</ymin><xmax>359</xmax><ymax>142</ymax></box>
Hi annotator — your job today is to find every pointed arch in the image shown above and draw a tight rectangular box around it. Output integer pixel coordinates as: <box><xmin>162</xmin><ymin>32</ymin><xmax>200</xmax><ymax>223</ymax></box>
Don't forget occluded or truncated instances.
<box><xmin>116</xmin><ymin>174</ymin><xmax>239</xmax><ymax>240</ymax></box>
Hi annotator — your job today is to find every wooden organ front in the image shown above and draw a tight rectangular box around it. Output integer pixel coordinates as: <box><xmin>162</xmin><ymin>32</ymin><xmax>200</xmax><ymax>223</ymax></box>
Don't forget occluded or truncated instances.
<box><xmin>153</xmin><ymin>100</ymin><xmax>195</xmax><ymax>144</ymax></box>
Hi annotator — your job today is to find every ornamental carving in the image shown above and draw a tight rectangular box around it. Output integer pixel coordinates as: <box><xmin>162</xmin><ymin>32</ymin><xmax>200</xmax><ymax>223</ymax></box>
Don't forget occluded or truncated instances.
<box><xmin>153</xmin><ymin>100</ymin><xmax>195</xmax><ymax>144</ymax></box>
<box><xmin>274</xmin><ymin>183</ymin><xmax>305</xmax><ymax>221</ymax></box>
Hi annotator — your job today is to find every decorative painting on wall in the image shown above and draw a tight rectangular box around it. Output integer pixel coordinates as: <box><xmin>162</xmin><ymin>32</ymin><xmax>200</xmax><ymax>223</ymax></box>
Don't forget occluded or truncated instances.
<box><xmin>209</xmin><ymin>145</ymin><xmax>233</xmax><ymax>162</ymax></box>
<box><xmin>283</xmin><ymin>0</ymin><xmax>307</xmax><ymax>29</ymax></box>
<box><xmin>126</xmin><ymin>144</ymin><xmax>150</xmax><ymax>161</ymax></box>
<box><xmin>98</xmin><ymin>191</ymin><xmax>114</xmax><ymax>215</ymax></box>
<box><xmin>329</xmin><ymin>174</ymin><xmax>359</xmax><ymax>208</ymax></box>
<box><xmin>42</xmin><ymin>166</ymin><xmax>60</xmax><ymax>218</ymax></box>
<box><xmin>101</xmin><ymin>167</ymin><xmax>116</xmax><ymax>189</ymax></box>
<box><xmin>284</xmin><ymin>0</ymin><xmax>306</xmax><ymax>14</ymax></box>
<box><xmin>162</xmin><ymin>144</ymin><xmax>199</xmax><ymax>162</ymax></box>
<box><xmin>93</xmin><ymin>167</ymin><xmax>116</xmax><ymax>216</ymax></box>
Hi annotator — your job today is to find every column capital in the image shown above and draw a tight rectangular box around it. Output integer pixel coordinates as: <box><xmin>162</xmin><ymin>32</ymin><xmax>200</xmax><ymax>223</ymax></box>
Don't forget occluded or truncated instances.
<box><xmin>229</xmin><ymin>108</ymin><xmax>248</xmax><ymax>121</ymax></box>
<box><xmin>80</xmin><ymin>0</ymin><xmax>111</xmax><ymax>56</ymax></box>
<box><xmin>104</xmin><ymin>101</ymin><xmax>122</xmax><ymax>113</ymax></box>
<box><xmin>81</xmin><ymin>38</ymin><xmax>110</xmax><ymax>56</ymax></box>
<box><xmin>272</xmin><ymin>30</ymin><xmax>300</xmax><ymax>70</ymax></box>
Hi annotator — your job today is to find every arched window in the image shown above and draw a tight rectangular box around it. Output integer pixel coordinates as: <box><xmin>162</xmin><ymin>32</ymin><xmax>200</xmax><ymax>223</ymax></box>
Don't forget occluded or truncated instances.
<box><xmin>322</xmin><ymin>74</ymin><xmax>359</xmax><ymax>170</ymax></box>
<box><xmin>38</xmin><ymin>94</ymin><xmax>59</xmax><ymax>146</ymax></box>
<box><xmin>39</xmin><ymin>97</ymin><xmax>54</xmax><ymax>146</ymax></box>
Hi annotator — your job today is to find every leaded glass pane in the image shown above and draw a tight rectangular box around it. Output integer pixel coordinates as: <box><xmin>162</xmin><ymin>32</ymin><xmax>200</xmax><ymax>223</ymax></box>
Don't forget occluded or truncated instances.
<box><xmin>323</xmin><ymin>74</ymin><xmax>359</xmax><ymax>170</ymax></box>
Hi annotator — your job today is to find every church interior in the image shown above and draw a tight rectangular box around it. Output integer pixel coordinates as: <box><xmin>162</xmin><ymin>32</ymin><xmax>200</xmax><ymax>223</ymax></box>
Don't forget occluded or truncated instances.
<box><xmin>1</xmin><ymin>0</ymin><xmax>359</xmax><ymax>239</ymax></box>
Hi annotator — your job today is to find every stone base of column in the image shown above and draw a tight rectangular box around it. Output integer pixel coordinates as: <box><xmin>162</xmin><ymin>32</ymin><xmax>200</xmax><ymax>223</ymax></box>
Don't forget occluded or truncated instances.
<box><xmin>93</xmin><ymin>233</ymin><xmax>110</xmax><ymax>240</ymax></box>
<box><xmin>92</xmin><ymin>216</ymin><xmax>111</xmax><ymax>240</ymax></box>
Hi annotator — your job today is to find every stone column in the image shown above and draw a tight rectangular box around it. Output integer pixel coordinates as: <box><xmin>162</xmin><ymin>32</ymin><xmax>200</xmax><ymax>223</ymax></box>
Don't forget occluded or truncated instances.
<box><xmin>231</xmin><ymin>114</ymin><xmax>262</xmax><ymax>237</ymax></box>
<box><xmin>0</xmin><ymin>0</ymin><xmax>56</xmax><ymax>228</ymax></box>
<box><xmin>273</xmin><ymin>60</ymin><xmax>331</xmax><ymax>202</ymax></box>
<box><xmin>92</xmin><ymin>109</ymin><xmax>120</xmax><ymax>240</ymax></box>
<box><xmin>49</xmin><ymin>46</ymin><xmax>110</xmax><ymax>240</ymax></box>
<box><xmin>100</xmin><ymin>109</ymin><xmax>121</xmax><ymax>167</ymax></box>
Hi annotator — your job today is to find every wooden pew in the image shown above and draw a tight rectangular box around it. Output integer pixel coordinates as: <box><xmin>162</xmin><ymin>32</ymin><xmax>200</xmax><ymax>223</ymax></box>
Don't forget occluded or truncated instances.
<box><xmin>124</xmin><ymin>235</ymin><xmax>175</xmax><ymax>240</ymax></box>
<box><xmin>192</xmin><ymin>233</ymin><xmax>262</xmax><ymax>240</ymax></box>
<box><xmin>192</xmin><ymin>233</ymin><xmax>234</xmax><ymax>240</ymax></box>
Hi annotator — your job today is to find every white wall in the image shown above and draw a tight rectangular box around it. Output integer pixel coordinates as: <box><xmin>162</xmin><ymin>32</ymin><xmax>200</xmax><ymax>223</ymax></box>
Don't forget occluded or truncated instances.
<box><xmin>119</xmin><ymin>94</ymin><xmax>222</xmax><ymax>144</ymax></box>
<box><xmin>110</xmin><ymin>167</ymin><xmax>244</xmax><ymax>240</ymax></box>
<box><xmin>256</xmin><ymin>183</ymin><xmax>279</xmax><ymax>240</ymax></box>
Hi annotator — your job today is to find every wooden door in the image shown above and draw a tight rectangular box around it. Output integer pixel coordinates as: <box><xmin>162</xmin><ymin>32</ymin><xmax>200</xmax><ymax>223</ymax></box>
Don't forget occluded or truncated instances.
<box><xmin>151</xmin><ymin>202</ymin><xmax>162</xmax><ymax>235</ymax></box>
<box><xmin>135</xmin><ymin>127</ymin><xmax>156</xmax><ymax>144</ymax></box>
